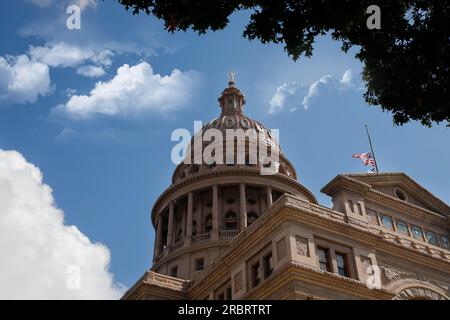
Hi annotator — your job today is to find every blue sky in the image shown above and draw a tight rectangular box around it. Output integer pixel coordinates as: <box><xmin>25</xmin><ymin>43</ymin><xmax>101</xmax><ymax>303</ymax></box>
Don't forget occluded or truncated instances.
<box><xmin>0</xmin><ymin>0</ymin><xmax>449</xmax><ymax>295</ymax></box>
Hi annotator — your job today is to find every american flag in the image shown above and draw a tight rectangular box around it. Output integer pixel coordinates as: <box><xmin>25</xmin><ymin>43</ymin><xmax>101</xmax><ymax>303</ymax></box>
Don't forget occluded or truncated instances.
<box><xmin>352</xmin><ymin>152</ymin><xmax>376</xmax><ymax>167</ymax></box>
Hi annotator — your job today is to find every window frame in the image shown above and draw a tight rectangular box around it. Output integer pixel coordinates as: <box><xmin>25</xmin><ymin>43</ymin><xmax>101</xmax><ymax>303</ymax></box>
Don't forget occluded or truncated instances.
<box><xmin>250</xmin><ymin>261</ymin><xmax>261</xmax><ymax>288</ymax></box>
<box><xmin>194</xmin><ymin>257</ymin><xmax>205</xmax><ymax>271</ymax></box>
<box><xmin>169</xmin><ymin>265</ymin><xmax>178</xmax><ymax>278</ymax></box>
<box><xmin>335</xmin><ymin>252</ymin><xmax>349</xmax><ymax>277</ymax></box>
<box><xmin>315</xmin><ymin>238</ymin><xmax>354</xmax><ymax>279</ymax></box>
<box><xmin>380</xmin><ymin>214</ymin><xmax>394</xmax><ymax>230</ymax></box>
<box><xmin>262</xmin><ymin>252</ymin><xmax>273</xmax><ymax>279</ymax></box>
<box><xmin>316</xmin><ymin>246</ymin><xmax>331</xmax><ymax>272</ymax></box>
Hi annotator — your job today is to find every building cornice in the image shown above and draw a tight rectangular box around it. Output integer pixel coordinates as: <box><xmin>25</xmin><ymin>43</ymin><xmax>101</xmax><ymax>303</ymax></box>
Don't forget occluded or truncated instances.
<box><xmin>244</xmin><ymin>260</ymin><xmax>394</xmax><ymax>300</ymax></box>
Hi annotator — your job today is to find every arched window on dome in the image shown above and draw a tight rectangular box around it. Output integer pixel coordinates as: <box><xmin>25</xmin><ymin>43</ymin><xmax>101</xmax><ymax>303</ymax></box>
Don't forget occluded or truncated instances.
<box><xmin>279</xmin><ymin>163</ymin><xmax>288</xmax><ymax>175</ymax></box>
<box><xmin>189</xmin><ymin>164</ymin><xmax>199</xmax><ymax>174</ymax></box>
<box><xmin>204</xmin><ymin>214</ymin><xmax>212</xmax><ymax>233</ymax></box>
<box><xmin>262</xmin><ymin>157</ymin><xmax>272</xmax><ymax>168</ymax></box>
<box><xmin>225</xmin><ymin>117</ymin><xmax>235</xmax><ymax>128</ymax></box>
<box><xmin>247</xmin><ymin>211</ymin><xmax>259</xmax><ymax>226</ymax></box>
<box><xmin>224</xmin><ymin>211</ymin><xmax>238</xmax><ymax>230</ymax></box>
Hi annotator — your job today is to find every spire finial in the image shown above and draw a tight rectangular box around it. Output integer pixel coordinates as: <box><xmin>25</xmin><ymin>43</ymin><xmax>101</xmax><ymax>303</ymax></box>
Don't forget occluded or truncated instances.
<box><xmin>228</xmin><ymin>70</ymin><xmax>236</xmax><ymax>86</ymax></box>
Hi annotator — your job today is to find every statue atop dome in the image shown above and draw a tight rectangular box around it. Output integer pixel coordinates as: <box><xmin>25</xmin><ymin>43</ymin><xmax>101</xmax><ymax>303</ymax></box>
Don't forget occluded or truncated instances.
<box><xmin>228</xmin><ymin>70</ymin><xmax>236</xmax><ymax>86</ymax></box>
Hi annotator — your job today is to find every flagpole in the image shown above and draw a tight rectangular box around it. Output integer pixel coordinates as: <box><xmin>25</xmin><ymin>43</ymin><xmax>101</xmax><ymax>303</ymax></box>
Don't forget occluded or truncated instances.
<box><xmin>365</xmin><ymin>124</ymin><xmax>379</xmax><ymax>173</ymax></box>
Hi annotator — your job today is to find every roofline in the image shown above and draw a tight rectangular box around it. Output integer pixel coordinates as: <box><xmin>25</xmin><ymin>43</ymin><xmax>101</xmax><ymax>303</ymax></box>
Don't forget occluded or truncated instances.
<box><xmin>321</xmin><ymin>172</ymin><xmax>450</xmax><ymax>218</ymax></box>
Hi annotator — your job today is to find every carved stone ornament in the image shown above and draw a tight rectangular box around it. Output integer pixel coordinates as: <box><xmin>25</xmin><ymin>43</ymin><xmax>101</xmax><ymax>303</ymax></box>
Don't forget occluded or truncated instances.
<box><xmin>295</xmin><ymin>236</ymin><xmax>309</xmax><ymax>256</ymax></box>
<box><xmin>145</xmin><ymin>272</ymin><xmax>186</xmax><ymax>291</ymax></box>
<box><xmin>380</xmin><ymin>266</ymin><xmax>449</xmax><ymax>294</ymax></box>
<box><xmin>393</xmin><ymin>287</ymin><xmax>447</xmax><ymax>300</ymax></box>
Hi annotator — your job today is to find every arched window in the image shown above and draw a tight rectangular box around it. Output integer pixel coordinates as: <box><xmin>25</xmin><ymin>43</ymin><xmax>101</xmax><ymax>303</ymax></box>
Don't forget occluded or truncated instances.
<box><xmin>204</xmin><ymin>214</ymin><xmax>212</xmax><ymax>233</ymax></box>
<box><xmin>175</xmin><ymin>228</ymin><xmax>183</xmax><ymax>242</ymax></box>
<box><xmin>226</xmin><ymin>197</ymin><xmax>235</xmax><ymax>204</ymax></box>
<box><xmin>247</xmin><ymin>211</ymin><xmax>259</xmax><ymax>226</ymax></box>
<box><xmin>224</xmin><ymin>211</ymin><xmax>238</xmax><ymax>230</ymax></box>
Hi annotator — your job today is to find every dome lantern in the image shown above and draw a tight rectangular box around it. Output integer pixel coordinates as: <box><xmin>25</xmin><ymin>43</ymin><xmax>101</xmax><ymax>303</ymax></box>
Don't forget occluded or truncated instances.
<box><xmin>218</xmin><ymin>72</ymin><xmax>246</xmax><ymax>116</ymax></box>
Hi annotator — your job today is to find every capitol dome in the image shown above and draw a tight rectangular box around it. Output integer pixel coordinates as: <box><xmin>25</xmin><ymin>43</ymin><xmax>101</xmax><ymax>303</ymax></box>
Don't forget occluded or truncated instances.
<box><xmin>172</xmin><ymin>77</ymin><xmax>297</xmax><ymax>184</ymax></box>
<box><xmin>150</xmin><ymin>76</ymin><xmax>317</xmax><ymax>280</ymax></box>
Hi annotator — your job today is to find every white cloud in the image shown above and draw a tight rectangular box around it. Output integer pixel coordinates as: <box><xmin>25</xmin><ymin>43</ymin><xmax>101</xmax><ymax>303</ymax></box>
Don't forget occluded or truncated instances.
<box><xmin>29</xmin><ymin>0</ymin><xmax>53</xmax><ymax>7</ymax></box>
<box><xmin>302</xmin><ymin>69</ymin><xmax>361</xmax><ymax>109</ymax></box>
<box><xmin>269</xmin><ymin>82</ymin><xmax>305</xmax><ymax>114</ymax></box>
<box><xmin>301</xmin><ymin>75</ymin><xmax>338</xmax><ymax>110</ymax></box>
<box><xmin>19</xmin><ymin>0</ymin><xmax>174</xmax><ymax>59</ymax></box>
<box><xmin>29</xmin><ymin>43</ymin><xmax>112</xmax><ymax>68</ymax></box>
<box><xmin>0</xmin><ymin>42</ymin><xmax>111</xmax><ymax>105</ymax></box>
<box><xmin>0</xmin><ymin>55</ymin><xmax>51</xmax><ymax>104</ymax></box>
<box><xmin>28</xmin><ymin>0</ymin><xmax>97</xmax><ymax>10</ymax></box>
<box><xmin>54</xmin><ymin>62</ymin><xmax>200</xmax><ymax>119</ymax></box>
<box><xmin>76</xmin><ymin>0</ymin><xmax>97</xmax><ymax>9</ymax></box>
<box><xmin>90</xmin><ymin>49</ymin><xmax>113</xmax><ymax>67</ymax></box>
<box><xmin>340</xmin><ymin>69</ymin><xmax>354</xmax><ymax>86</ymax></box>
<box><xmin>269</xmin><ymin>69</ymin><xmax>362</xmax><ymax>113</ymax></box>
<box><xmin>0</xmin><ymin>149</ymin><xmax>124</xmax><ymax>299</ymax></box>
<box><xmin>76</xmin><ymin>65</ymin><xmax>105</xmax><ymax>77</ymax></box>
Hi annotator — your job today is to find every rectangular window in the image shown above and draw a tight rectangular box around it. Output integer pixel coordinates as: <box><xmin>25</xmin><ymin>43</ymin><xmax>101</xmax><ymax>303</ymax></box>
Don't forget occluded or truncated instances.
<box><xmin>217</xmin><ymin>292</ymin><xmax>225</xmax><ymax>300</ymax></box>
<box><xmin>317</xmin><ymin>247</ymin><xmax>330</xmax><ymax>272</ymax></box>
<box><xmin>357</xmin><ymin>203</ymin><xmax>363</xmax><ymax>216</ymax></box>
<box><xmin>169</xmin><ymin>266</ymin><xmax>178</xmax><ymax>277</ymax></box>
<box><xmin>194</xmin><ymin>257</ymin><xmax>205</xmax><ymax>271</ymax></box>
<box><xmin>380</xmin><ymin>214</ymin><xmax>394</xmax><ymax>229</ymax></box>
<box><xmin>226</xmin><ymin>287</ymin><xmax>232</xmax><ymax>300</ymax></box>
<box><xmin>335</xmin><ymin>252</ymin><xmax>349</xmax><ymax>277</ymax></box>
<box><xmin>348</xmin><ymin>200</ymin><xmax>354</xmax><ymax>212</ymax></box>
<box><xmin>425</xmin><ymin>230</ymin><xmax>438</xmax><ymax>246</ymax></box>
<box><xmin>263</xmin><ymin>252</ymin><xmax>273</xmax><ymax>279</ymax></box>
<box><xmin>439</xmin><ymin>235</ymin><xmax>449</xmax><ymax>249</ymax></box>
<box><xmin>411</xmin><ymin>225</ymin><xmax>423</xmax><ymax>239</ymax></box>
<box><xmin>395</xmin><ymin>220</ymin><xmax>409</xmax><ymax>235</ymax></box>
<box><xmin>251</xmin><ymin>262</ymin><xmax>261</xmax><ymax>288</ymax></box>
